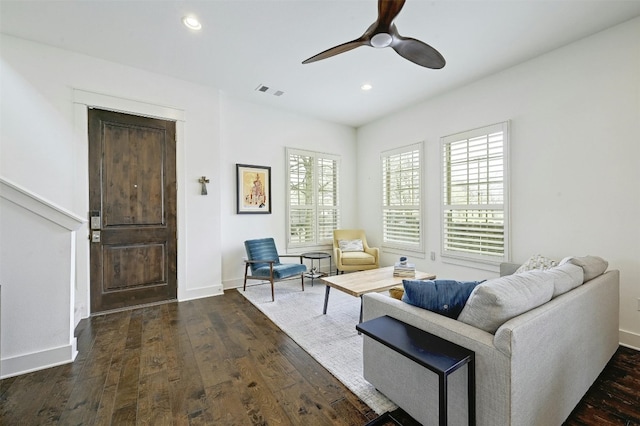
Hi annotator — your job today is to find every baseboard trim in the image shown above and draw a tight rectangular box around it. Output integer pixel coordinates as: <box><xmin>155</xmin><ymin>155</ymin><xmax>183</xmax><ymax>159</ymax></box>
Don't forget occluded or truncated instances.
<box><xmin>178</xmin><ymin>284</ymin><xmax>224</xmax><ymax>302</ymax></box>
<box><xmin>619</xmin><ymin>329</ymin><xmax>640</xmax><ymax>351</ymax></box>
<box><xmin>223</xmin><ymin>278</ymin><xmax>248</xmax><ymax>290</ymax></box>
<box><xmin>1</xmin><ymin>341</ymin><xmax>77</xmax><ymax>379</ymax></box>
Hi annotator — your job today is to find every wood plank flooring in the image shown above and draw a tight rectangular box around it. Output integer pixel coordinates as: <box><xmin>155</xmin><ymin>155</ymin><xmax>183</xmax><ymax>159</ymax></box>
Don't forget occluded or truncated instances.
<box><xmin>1</xmin><ymin>290</ymin><xmax>638</xmax><ymax>425</ymax></box>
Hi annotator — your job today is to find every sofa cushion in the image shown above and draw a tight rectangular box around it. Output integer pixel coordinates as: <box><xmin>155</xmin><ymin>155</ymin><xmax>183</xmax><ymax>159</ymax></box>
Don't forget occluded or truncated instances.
<box><xmin>401</xmin><ymin>279</ymin><xmax>483</xmax><ymax>319</ymax></box>
<box><xmin>530</xmin><ymin>263</ymin><xmax>584</xmax><ymax>297</ymax></box>
<box><xmin>338</xmin><ymin>239</ymin><xmax>364</xmax><ymax>252</ymax></box>
<box><xmin>458</xmin><ymin>272</ymin><xmax>554</xmax><ymax>333</ymax></box>
<box><xmin>515</xmin><ymin>254</ymin><xmax>558</xmax><ymax>273</ymax></box>
<box><xmin>561</xmin><ymin>255</ymin><xmax>608</xmax><ymax>282</ymax></box>
<box><xmin>341</xmin><ymin>251</ymin><xmax>376</xmax><ymax>265</ymax></box>
<box><xmin>251</xmin><ymin>263</ymin><xmax>306</xmax><ymax>279</ymax></box>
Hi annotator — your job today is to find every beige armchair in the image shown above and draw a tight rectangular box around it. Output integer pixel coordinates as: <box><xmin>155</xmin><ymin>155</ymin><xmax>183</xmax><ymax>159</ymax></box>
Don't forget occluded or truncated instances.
<box><xmin>333</xmin><ymin>229</ymin><xmax>379</xmax><ymax>273</ymax></box>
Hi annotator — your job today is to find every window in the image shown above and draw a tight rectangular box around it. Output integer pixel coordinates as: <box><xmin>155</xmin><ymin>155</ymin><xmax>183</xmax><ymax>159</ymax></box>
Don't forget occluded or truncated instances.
<box><xmin>381</xmin><ymin>143</ymin><xmax>422</xmax><ymax>251</ymax></box>
<box><xmin>287</xmin><ymin>148</ymin><xmax>340</xmax><ymax>248</ymax></box>
<box><xmin>441</xmin><ymin>122</ymin><xmax>510</xmax><ymax>264</ymax></box>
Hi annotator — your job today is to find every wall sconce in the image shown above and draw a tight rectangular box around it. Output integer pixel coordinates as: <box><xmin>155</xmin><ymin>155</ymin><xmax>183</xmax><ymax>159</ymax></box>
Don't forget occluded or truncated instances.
<box><xmin>198</xmin><ymin>176</ymin><xmax>210</xmax><ymax>195</ymax></box>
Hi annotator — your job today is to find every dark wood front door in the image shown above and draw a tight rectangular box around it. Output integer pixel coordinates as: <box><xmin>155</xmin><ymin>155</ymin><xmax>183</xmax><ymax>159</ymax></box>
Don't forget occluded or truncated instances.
<box><xmin>89</xmin><ymin>108</ymin><xmax>177</xmax><ymax>313</ymax></box>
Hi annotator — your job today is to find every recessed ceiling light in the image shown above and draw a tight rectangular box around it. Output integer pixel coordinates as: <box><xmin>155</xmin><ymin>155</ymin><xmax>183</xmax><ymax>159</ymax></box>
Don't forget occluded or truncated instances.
<box><xmin>182</xmin><ymin>16</ymin><xmax>202</xmax><ymax>30</ymax></box>
<box><xmin>361</xmin><ymin>83</ymin><xmax>373</xmax><ymax>91</ymax></box>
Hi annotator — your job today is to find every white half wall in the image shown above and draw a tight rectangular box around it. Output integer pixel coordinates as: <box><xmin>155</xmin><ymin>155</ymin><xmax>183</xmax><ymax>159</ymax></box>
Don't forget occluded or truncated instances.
<box><xmin>356</xmin><ymin>17</ymin><xmax>640</xmax><ymax>347</ymax></box>
<box><xmin>0</xmin><ymin>178</ymin><xmax>85</xmax><ymax>378</ymax></box>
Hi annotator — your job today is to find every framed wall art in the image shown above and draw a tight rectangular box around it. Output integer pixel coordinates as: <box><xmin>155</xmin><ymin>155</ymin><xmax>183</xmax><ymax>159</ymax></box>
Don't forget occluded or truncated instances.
<box><xmin>236</xmin><ymin>164</ymin><xmax>272</xmax><ymax>214</ymax></box>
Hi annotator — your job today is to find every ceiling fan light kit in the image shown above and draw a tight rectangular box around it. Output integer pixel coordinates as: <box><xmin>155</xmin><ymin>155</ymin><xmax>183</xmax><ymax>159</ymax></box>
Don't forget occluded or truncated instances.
<box><xmin>182</xmin><ymin>16</ymin><xmax>202</xmax><ymax>31</ymax></box>
<box><xmin>302</xmin><ymin>0</ymin><xmax>445</xmax><ymax>69</ymax></box>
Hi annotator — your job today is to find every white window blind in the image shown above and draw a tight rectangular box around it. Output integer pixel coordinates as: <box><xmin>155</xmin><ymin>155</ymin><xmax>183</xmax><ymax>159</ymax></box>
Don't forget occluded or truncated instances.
<box><xmin>287</xmin><ymin>148</ymin><xmax>340</xmax><ymax>247</ymax></box>
<box><xmin>441</xmin><ymin>122</ymin><xmax>509</xmax><ymax>264</ymax></box>
<box><xmin>381</xmin><ymin>143</ymin><xmax>422</xmax><ymax>251</ymax></box>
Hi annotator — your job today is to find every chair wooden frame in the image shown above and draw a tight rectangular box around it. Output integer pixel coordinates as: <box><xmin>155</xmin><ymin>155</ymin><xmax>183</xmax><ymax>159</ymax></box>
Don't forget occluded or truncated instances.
<box><xmin>243</xmin><ymin>254</ymin><xmax>305</xmax><ymax>301</ymax></box>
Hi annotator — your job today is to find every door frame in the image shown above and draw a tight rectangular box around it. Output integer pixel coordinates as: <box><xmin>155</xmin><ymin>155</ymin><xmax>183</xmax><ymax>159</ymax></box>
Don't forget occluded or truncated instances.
<box><xmin>73</xmin><ymin>89</ymin><xmax>186</xmax><ymax>320</ymax></box>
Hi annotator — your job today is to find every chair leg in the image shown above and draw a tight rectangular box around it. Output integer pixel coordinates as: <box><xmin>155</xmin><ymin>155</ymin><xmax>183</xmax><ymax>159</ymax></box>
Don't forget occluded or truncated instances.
<box><xmin>243</xmin><ymin>263</ymin><xmax>249</xmax><ymax>291</ymax></box>
<box><xmin>270</xmin><ymin>278</ymin><xmax>275</xmax><ymax>302</ymax></box>
<box><xmin>301</xmin><ymin>273</ymin><xmax>305</xmax><ymax>292</ymax></box>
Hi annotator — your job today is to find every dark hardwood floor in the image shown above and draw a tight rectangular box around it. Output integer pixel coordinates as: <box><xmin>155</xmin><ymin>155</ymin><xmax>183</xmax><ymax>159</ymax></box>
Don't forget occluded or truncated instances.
<box><xmin>1</xmin><ymin>290</ymin><xmax>638</xmax><ymax>425</ymax></box>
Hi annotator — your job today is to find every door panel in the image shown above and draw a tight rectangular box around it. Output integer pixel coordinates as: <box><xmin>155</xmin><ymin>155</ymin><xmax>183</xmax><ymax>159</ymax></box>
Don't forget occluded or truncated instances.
<box><xmin>89</xmin><ymin>108</ymin><xmax>177</xmax><ymax>313</ymax></box>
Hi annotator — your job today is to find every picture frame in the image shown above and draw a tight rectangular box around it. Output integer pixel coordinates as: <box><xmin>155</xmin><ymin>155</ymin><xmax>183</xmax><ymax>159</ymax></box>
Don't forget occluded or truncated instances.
<box><xmin>236</xmin><ymin>164</ymin><xmax>272</xmax><ymax>214</ymax></box>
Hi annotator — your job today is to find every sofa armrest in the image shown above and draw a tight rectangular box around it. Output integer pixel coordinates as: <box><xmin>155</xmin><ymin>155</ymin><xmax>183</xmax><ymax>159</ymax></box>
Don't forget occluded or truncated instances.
<box><xmin>364</xmin><ymin>246</ymin><xmax>379</xmax><ymax>261</ymax></box>
<box><xmin>363</xmin><ymin>293</ymin><xmax>495</xmax><ymax>352</ymax></box>
<box><xmin>500</xmin><ymin>262</ymin><xmax>520</xmax><ymax>276</ymax></box>
<box><xmin>333</xmin><ymin>247</ymin><xmax>342</xmax><ymax>266</ymax></box>
<box><xmin>492</xmin><ymin>269</ymin><xmax>619</xmax><ymax>424</ymax></box>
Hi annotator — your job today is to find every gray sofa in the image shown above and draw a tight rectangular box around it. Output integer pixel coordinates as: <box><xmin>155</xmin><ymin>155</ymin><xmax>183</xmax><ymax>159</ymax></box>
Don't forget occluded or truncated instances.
<box><xmin>361</xmin><ymin>261</ymin><xmax>619</xmax><ymax>426</ymax></box>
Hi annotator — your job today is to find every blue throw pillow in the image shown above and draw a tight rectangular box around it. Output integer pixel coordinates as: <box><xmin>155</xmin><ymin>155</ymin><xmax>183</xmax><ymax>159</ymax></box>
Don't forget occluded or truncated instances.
<box><xmin>401</xmin><ymin>279</ymin><xmax>484</xmax><ymax>319</ymax></box>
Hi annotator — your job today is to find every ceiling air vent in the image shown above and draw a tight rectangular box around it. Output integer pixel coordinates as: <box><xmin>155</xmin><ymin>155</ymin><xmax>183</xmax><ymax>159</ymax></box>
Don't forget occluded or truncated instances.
<box><xmin>255</xmin><ymin>84</ymin><xmax>284</xmax><ymax>97</ymax></box>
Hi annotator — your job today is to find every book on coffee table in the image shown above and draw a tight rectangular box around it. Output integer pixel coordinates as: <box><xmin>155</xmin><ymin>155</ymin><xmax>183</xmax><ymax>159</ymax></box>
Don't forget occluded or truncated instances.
<box><xmin>393</xmin><ymin>262</ymin><xmax>416</xmax><ymax>278</ymax></box>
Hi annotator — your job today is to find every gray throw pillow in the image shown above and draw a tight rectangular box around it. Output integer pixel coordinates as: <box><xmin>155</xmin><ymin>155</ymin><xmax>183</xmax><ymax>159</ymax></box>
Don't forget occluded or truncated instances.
<box><xmin>529</xmin><ymin>263</ymin><xmax>584</xmax><ymax>297</ymax></box>
<box><xmin>561</xmin><ymin>256</ymin><xmax>608</xmax><ymax>282</ymax></box>
<box><xmin>457</xmin><ymin>272</ymin><xmax>554</xmax><ymax>334</ymax></box>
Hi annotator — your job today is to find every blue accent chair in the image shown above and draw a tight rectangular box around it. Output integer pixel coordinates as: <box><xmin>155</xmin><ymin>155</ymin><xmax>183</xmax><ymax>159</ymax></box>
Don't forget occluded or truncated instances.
<box><xmin>243</xmin><ymin>238</ymin><xmax>307</xmax><ymax>301</ymax></box>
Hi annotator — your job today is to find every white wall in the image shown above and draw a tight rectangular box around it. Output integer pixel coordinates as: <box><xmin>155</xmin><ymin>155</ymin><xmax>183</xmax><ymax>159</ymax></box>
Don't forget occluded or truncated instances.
<box><xmin>219</xmin><ymin>95</ymin><xmax>357</xmax><ymax>288</ymax></box>
<box><xmin>0</xmin><ymin>35</ymin><xmax>223</xmax><ymax>346</ymax></box>
<box><xmin>356</xmin><ymin>17</ymin><xmax>640</xmax><ymax>348</ymax></box>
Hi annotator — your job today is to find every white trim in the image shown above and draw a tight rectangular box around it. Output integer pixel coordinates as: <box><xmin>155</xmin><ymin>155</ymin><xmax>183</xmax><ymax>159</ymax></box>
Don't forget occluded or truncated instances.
<box><xmin>180</xmin><ymin>283</ymin><xmax>224</xmax><ymax>301</ymax></box>
<box><xmin>440</xmin><ymin>121</ymin><xmax>511</xmax><ymax>266</ymax></box>
<box><xmin>619</xmin><ymin>329</ymin><xmax>640</xmax><ymax>351</ymax></box>
<box><xmin>0</xmin><ymin>177</ymin><xmax>85</xmax><ymax>231</ymax></box>
<box><xmin>286</xmin><ymin>147</ymin><xmax>341</xmax><ymax>250</ymax></box>
<box><xmin>380</xmin><ymin>142</ymin><xmax>424</xmax><ymax>253</ymax></box>
<box><xmin>73</xmin><ymin>89</ymin><xmax>185</xmax><ymax>122</ymax></box>
<box><xmin>1</xmin><ymin>343</ymin><xmax>77</xmax><ymax>379</ymax></box>
<box><xmin>72</xmin><ymin>89</ymin><xmax>191</xmax><ymax>320</ymax></box>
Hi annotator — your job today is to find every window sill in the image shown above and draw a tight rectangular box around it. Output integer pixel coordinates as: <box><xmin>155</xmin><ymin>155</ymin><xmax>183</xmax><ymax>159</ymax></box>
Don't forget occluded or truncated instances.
<box><xmin>441</xmin><ymin>254</ymin><xmax>501</xmax><ymax>273</ymax></box>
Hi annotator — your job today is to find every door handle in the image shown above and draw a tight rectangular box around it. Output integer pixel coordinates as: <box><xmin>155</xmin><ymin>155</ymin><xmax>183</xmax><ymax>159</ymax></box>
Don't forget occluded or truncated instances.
<box><xmin>90</xmin><ymin>230</ymin><xmax>101</xmax><ymax>243</ymax></box>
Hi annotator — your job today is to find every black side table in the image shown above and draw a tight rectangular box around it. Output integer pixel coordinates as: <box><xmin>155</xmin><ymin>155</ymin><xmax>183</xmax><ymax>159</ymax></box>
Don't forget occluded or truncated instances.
<box><xmin>357</xmin><ymin>315</ymin><xmax>475</xmax><ymax>426</ymax></box>
<box><xmin>301</xmin><ymin>252</ymin><xmax>332</xmax><ymax>286</ymax></box>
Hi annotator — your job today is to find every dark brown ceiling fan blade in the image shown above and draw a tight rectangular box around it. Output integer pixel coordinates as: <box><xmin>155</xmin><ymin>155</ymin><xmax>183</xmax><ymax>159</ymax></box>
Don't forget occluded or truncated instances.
<box><xmin>391</xmin><ymin>36</ymin><xmax>446</xmax><ymax>69</ymax></box>
<box><xmin>377</xmin><ymin>0</ymin><xmax>406</xmax><ymax>29</ymax></box>
<box><xmin>302</xmin><ymin>38</ymin><xmax>368</xmax><ymax>64</ymax></box>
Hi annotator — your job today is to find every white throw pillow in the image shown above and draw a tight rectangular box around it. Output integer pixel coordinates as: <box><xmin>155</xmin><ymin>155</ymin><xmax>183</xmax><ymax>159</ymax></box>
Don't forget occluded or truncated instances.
<box><xmin>515</xmin><ymin>254</ymin><xmax>558</xmax><ymax>274</ymax></box>
<box><xmin>458</xmin><ymin>271</ymin><xmax>554</xmax><ymax>334</ymax></box>
<box><xmin>339</xmin><ymin>239</ymin><xmax>364</xmax><ymax>252</ymax></box>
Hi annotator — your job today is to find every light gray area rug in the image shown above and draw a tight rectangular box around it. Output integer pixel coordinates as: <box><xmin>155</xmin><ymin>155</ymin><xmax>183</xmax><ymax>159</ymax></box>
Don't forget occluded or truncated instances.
<box><xmin>238</xmin><ymin>280</ymin><xmax>397</xmax><ymax>414</ymax></box>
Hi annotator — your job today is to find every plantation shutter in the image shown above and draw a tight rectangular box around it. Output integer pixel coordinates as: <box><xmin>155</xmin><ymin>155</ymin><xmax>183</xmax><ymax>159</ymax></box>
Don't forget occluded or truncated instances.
<box><xmin>381</xmin><ymin>144</ymin><xmax>422</xmax><ymax>250</ymax></box>
<box><xmin>317</xmin><ymin>157</ymin><xmax>339</xmax><ymax>241</ymax></box>
<box><xmin>289</xmin><ymin>152</ymin><xmax>315</xmax><ymax>244</ymax></box>
<box><xmin>441</xmin><ymin>122</ymin><xmax>509</xmax><ymax>263</ymax></box>
<box><xmin>287</xmin><ymin>148</ymin><xmax>340</xmax><ymax>247</ymax></box>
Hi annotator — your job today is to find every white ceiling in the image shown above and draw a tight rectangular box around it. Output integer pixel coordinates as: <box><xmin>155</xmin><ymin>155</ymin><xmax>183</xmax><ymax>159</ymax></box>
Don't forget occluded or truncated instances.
<box><xmin>2</xmin><ymin>0</ymin><xmax>640</xmax><ymax>127</ymax></box>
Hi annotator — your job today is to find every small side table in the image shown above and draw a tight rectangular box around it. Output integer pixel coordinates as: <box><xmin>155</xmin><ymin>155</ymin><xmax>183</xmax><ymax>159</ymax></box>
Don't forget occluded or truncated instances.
<box><xmin>357</xmin><ymin>315</ymin><xmax>475</xmax><ymax>426</ymax></box>
<box><xmin>302</xmin><ymin>252</ymin><xmax>332</xmax><ymax>286</ymax></box>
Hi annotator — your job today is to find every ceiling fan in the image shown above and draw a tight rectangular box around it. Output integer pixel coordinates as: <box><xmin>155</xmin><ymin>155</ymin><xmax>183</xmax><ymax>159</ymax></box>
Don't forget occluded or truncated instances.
<box><xmin>302</xmin><ymin>0</ymin><xmax>445</xmax><ymax>69</ymax></box>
